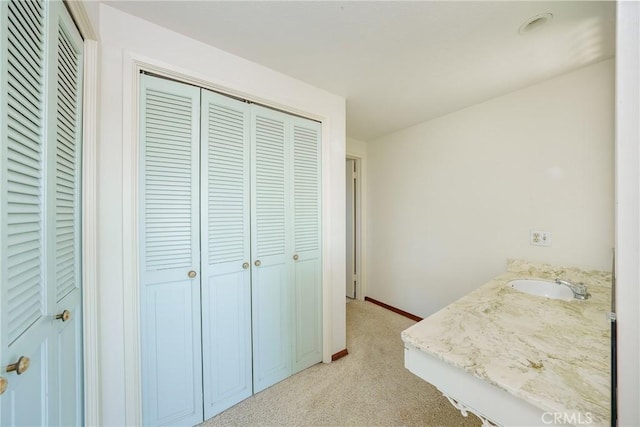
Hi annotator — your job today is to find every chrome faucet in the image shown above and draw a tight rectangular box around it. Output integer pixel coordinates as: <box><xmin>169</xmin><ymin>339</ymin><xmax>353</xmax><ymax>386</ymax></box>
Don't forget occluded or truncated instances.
<box><xmin>555</xmin><ymin>278</ymin><xmax>590</xmax><ymax>300</ymax></box>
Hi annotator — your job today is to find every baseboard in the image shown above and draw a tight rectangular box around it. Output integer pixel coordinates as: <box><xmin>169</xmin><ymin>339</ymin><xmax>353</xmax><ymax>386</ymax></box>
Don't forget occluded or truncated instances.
<box><xmin>364</xmin><ymin>297</ymin><xmax>423</xmax><ymax>322</ymax></box>
<box><xmin>331</xmin><ymin>349</ymin><xmax>349</xmax><ymax>361</ymax></box>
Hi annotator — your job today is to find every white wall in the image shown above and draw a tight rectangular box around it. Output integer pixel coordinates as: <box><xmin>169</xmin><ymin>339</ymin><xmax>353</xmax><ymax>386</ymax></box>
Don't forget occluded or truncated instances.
<box><xmin>615</xmin><ymin>2</ymin><xmax>640</xmax><ymax>425</ymax></box>
<box><xmin>96</xmin><ymin>5</ymin><xmax>346</xmax><ymax>425</ymax></box>
<box><xmin>366</xmin><ymin>59</ymin><xmax>614</xmax><ymax>318</ymax></box>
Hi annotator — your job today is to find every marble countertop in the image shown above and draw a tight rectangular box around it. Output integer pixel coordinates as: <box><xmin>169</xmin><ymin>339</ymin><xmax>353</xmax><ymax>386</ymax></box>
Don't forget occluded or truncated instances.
<box><xmin>401</xmin><ymin>259</ymin><xmax>612</xmax><ymax>425</ymax></box>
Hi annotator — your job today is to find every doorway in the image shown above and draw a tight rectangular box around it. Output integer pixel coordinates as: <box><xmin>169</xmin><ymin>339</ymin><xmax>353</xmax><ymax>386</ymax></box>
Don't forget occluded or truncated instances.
<box><xmin>346</xmin><ymin>157</ymin><xmax>361</xmax><ymax>299</ymax></box>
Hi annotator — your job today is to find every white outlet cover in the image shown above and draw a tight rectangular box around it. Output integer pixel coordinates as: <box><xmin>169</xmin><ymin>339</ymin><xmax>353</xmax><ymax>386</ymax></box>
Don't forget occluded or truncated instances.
<box><xmin>530</xmin><ymin>230</ymin><xmax>551</xmax><ymax>247</ymax></box>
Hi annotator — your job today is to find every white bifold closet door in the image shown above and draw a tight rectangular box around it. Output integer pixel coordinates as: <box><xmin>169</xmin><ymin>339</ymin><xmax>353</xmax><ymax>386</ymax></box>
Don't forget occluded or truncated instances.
<box><xmin>250</xmin><ymin>105</ymin><xmax>292</xmax><ymax>393</ymax></box>
<box><xmin>200</xmin><ymin>90</ymin><xmax>252</xmax><ymax>419</ymax></box>
<box><xmin>139</xmin><ymin>75</ymin><xmax>203</xmax><ymax>427</ymax></box>
<box><xmin>250</xmin><ymin>107</ymin><xmax>322</xmax><ymax>391</ymax></box>
<box><xmin>0</xmin><ymin>0</ymin><xmax>84</xmax><ymax>425</ymax></box>
<box><xmin>290</xmin><ymin>116</ymin><xmax>322</xmax><ymax>374</ymax></box>
<box><xmin>140</xmin><ymin>75</ymin><xmax>322</xmax><ymax>426</ymax></box>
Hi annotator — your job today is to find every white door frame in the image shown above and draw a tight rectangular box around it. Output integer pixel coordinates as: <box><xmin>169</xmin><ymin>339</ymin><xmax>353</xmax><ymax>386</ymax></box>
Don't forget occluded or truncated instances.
<box><xmin>345</xmin><ymin>158</ymin><xmax>356</xmax><ymax>298</ymax></box>
<box><xmin>346</xmin><ymin>155</ymin><xmax>365</xmax><ymax>301</ymax></box>
<box><xmin>615</xmin><ymin>1</ymin><xmax>640</xmax><ymax>424</ymax></box>
<box><xmin>63</xmin><ymin>2</ymin><xmax>100</xmax><ymax>425</ymax></box>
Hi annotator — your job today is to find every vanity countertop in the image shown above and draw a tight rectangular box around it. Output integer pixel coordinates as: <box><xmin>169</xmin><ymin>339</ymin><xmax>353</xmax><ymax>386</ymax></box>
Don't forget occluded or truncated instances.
<box><xmin>401</xmin><ymin>259</ymin><xmax>611</xmax><ymax>425</ymax></box>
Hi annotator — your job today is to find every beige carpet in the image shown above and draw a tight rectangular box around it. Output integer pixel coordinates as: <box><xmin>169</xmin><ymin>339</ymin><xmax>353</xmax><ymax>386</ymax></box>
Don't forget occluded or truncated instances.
<box><xmin>200</xmin><ymin>299</ymin><xmax>481</xmax><ymax>427</ymax></box>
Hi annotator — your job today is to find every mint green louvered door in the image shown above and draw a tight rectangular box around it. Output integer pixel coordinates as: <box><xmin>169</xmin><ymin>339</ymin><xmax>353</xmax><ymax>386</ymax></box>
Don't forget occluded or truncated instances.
<box><xmin>250</xmin><ymin>106</ymin><xmax>293</xmax><ymax>393</ymax></box>
<box><xmin>140</xmin><ymin>76</ymin><xmax>322</xmax><ymax>426</ymax></box>
<box><xmin>291</xmin><ymin>117</ymin><xmax>323</xmax><ymax>374</ymax></box>
<box><xmin>139</xmin><ymin>75</ymin><xmax>203</xmax><ymax>427</ymax></box>
<box><xmin>49</xmin><ymin>5</ymin><xmax>84</xmax><ymax>425</ymax></box>
<box><xmin>0</xmin><ymin>0</ymin><xmax>84</xmax><ymax>425</ymax></box>
<box><xmin>200</xmin><ymin>90</ymin><xmax>252</xmax><ymax>419</ymax></box>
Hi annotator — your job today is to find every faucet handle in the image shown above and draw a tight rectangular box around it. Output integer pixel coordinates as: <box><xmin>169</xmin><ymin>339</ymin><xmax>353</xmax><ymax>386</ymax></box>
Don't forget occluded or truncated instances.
<box><xmin>577</xmin><ymin>283</ymin><xmax>588</xmax><ymax>293</ymax></box>
<box><xmin>574</xmin><ymin>283</ymin><xmax>590</xmax><ymax>299</ymax></box>
<box><xmin>556</xmin><ymin>278</ymin><xmax>590</xmax><ymax>299</ymax></box>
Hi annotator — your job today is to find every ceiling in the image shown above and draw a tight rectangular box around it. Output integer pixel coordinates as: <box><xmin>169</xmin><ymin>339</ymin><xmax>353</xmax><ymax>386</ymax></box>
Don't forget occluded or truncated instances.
<box><xmin>104</xmin><ymin>1</ymin><xmax>616</xmax><ymax>141</ymax></box>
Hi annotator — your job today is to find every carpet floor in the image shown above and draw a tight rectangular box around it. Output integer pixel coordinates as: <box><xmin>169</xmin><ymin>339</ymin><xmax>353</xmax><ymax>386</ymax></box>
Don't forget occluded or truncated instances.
<box><xmin>200</xmin><ymin>299</ymin><xmax>481</xmax><ymax>427</ymax></box>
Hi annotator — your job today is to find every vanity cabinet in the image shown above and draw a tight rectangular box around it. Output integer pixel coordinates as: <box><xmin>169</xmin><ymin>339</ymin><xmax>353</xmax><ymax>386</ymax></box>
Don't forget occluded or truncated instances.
<box><xmin>139</xmin><ymin>74</ymin><xmax>322</xmax><ymax>426</ymax></box>
<box><xmin>404</xmin><ymin>344</ymin><xmax>546</xmax><ymax>426</ymax></box>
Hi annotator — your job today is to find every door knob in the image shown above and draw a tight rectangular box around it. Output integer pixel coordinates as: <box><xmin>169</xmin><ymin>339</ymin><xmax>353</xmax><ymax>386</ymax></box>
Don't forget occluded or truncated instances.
<box><xmin>6</xmin><ymin>356</ymin><xmax>30</xmax><ymax>375</ymax></box>
<box><xmin>188</xmin><ymin>270</ymin><xmax>197</xmax><ymax>278</ymax></box>
<box><xmin>293</xmin><ymin>254</ymin><xmax>299</xmax><ymax>261</ymax></box>
<box><xmin>0</xmin><ymin>377</ymin><xmax>7</xmax><ymax>395</ymax></box>
<box><xmin>254</xmin><ymin>260</ymin><xmax>261</xmax><ymax>267</ymax></box>
<box><xmin>56</xmin><ymin>310</ymin><xmax>71</xmax><ymax>322</ymax></box>
<box><xmin>242</xmin><ymin>262</ymin><xmax>249</xmax><ymax>269</ymax></box>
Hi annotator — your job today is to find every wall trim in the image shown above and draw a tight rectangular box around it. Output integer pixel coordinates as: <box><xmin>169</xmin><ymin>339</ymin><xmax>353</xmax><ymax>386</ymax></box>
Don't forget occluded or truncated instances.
<box><xmin>81</xmin><ymin>38</ymin><xmax>100</xmax><ymax>427</ymax></box>
<box><xmin>615</xmin><ymin>2</ymin><xmax>640</xmax><ymax>425</ymax></box>
<box><xmin>331</xmin><ymin>349</ymin><xmax>349</xmax><ymax>361</ymax></box>
<box><xmin>65</xmin><ymin>0</ymin><xmax>98</xmax><ymax>40</ymax></box>
<box><xmin>364</xmin><ymin>297</ymin><xmax>423</xmax><ymax>322</ymax></box>
<box><xmin>121</xmin><ymin>52</ymin><xmax>142</xmax><ymax>426</ymax></box>
<box><xmin>67</xmin><ymin>0</ymin><xmax>101</xmax><ymax>424</ymax></box>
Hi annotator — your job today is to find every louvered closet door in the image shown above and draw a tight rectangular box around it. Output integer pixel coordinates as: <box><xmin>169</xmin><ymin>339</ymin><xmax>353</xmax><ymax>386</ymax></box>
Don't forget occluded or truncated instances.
<box><xmin>200</xmin><ymin>90</ymin><xmax>252</xmax><ymax>418</ymax></box>
<box><xmin>250</xmin><ymin>105</ymin><xmax>293</xmax><ymax>393</ymax></box>
<box><xmin>47</xmin><ymin>3</ymin><xmax>84</xmax><ymax>424</ymax></box>
<box><xmin>1</xmin><ymin>1</ymin><xmax>84</xmax><ymax>424</ymax></box>
<box><xmin>0</xmin><ymin>0</ymin><xmax>49</xmax><ymax>424</ymax></box>
<box><xmin>139</xmin><ymin>75</ymin><xmax>203</xmax><ymax>427</ymax></box>
<box><xmin>290</xmin><ymin>117</ymin><xmax>322</xmax><ymax>374</ymax></box>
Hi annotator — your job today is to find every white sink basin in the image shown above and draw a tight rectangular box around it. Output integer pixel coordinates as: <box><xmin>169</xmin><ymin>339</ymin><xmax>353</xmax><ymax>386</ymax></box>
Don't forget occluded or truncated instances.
<box><xmin>508</xmin><ymin>279</ymin><xmax>574</xmax><ymax>301</ymax></box>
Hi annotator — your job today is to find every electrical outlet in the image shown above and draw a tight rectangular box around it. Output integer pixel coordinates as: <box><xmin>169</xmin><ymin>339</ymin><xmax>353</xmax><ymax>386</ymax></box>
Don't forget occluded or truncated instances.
<box><xmin>530</xmin><ymin>230</ymin><xmax>551</xmax><ymax>247</ymax></box>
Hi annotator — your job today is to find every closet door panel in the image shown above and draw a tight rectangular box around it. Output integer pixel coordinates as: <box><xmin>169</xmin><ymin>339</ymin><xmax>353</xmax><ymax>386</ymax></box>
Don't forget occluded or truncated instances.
<box><xmin>251</xmin><ymin>106</ymin><xmax>292</xmax><ymax>393</ymax></box>
<box><xmin>139</xmin><ymin>75</ymin><xmax>203</xmax><ymax>426</ymax></box>
<box><xmin>252</xmin><ymin>264</ymin><xmax>290</xmax><ymax>392</ymax></box>
<box><xmin>1</xmin><ymin>344</ymin><xmax>48</xmax><ymax>426</ymax></box>
<box><xmin>1</xmin><ymin>0</ymin><xmax>49</xmax><ymax>423</ymax></box>
<box><xmin>143</xmin><ymin>280</ymin><xmax>200</xmax><ymax>424</ymax></box>
<box><xmin>291</xmin><ymin>119</ymin><xmax>323</xmax><ymax>373</ymax></box>
<box><xmin>292</xmin><ymin>257</ymin><xmax>322</xmax><ymax>371</ymax></box>
<box><xmin>49</xmin><ymin>2</ymin><xmax>84</xmax><ymax>424</ymax></box>
<box><xmin>200</xmin><ymin>90</ymin><xmax>252</xmax><ymax>418</ymax></box>
<box><xmin>55</xmin><ymin>304</ymin><xmax>82</xmax><ymax>425</ymax></box>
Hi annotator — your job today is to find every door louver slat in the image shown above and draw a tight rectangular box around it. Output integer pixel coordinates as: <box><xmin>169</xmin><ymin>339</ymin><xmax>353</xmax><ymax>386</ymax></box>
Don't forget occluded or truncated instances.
<box><xmin>254</xmin><ymin>116</ymin><xmax>286</xmax><ymax>258</ymax></box>
<box><xmin>293</xmin><ymin>125</ymin><xmax>320</xmax><ymax>252</ymax></box>
<box><xmin>5</xmin><ymin>0</ymin><xmax>45</xmax><ymax>344</ymax></box>
<box><xmin>55</xmin><ymin>25</ymin><xmax>81</xmax><ymax>302</ymax></box>
<box><xmin>207</xmin><ymin>103</ymin><xmax>246</xmax><ymax>264</ymax></box>
<box><xmin>143</xmin><ymin>88</ymin><xmax>194</xmax><ymax>271</ymax></box>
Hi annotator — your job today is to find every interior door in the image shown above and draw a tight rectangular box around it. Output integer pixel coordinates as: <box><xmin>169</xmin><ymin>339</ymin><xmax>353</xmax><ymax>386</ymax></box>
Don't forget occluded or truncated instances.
<box><xmin>0</xmin><ymin>0</ymin><xmax>49</xmax><ymax>422</ymax></box>
<box><xmin>345</xmin><ymin>159</ymin><xmax>356</xmax><ymax>298</ymax></box>
<box><xmin>251</xmin><ymin>105</ymin><xmax>292</xmax><ymax>393</ymax></box>
<box><xmin>200</xmin><ymin>89</ymin><xmax>252</xmax><ymax>418</ymax></box>
<box><xmin>49</xmin><ymin>3</ymin><xmax>84</xmax><ymax>425</ymax></box>
<box><xmin>1</xmin><ymin>1</ymin><xmax>83</xmax><ymax>424</ymax></box>
<box><xmin>291</xmin><ymin>117</ymin><xmax>323</xmax><ymax>373</ymax></box>
<box><xmin>139</xmin><ymin>75</ymin><xmax>203</xmax><ymax>426</ymax></box>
